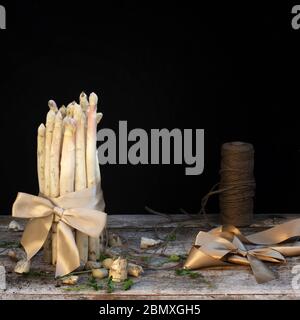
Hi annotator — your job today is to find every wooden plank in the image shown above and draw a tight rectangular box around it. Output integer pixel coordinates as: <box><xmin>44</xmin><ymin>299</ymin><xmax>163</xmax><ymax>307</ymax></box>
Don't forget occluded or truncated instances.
<box><xmin>1</xmin><ymin>215</ymin><xmax>300</xmax><ymax>300</ymax></box>
<box><xmin>1</xmin><ymin>213</ymin><xmax>299</xmax><ymax>230</ymax></box>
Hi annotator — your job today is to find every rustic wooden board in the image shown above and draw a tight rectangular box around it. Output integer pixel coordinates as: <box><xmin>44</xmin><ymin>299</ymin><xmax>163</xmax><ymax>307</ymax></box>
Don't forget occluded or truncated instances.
<box><xmin>1</xmin><ymin>214</ymin><xmax>300</xmax><ymax>300</ymax></box>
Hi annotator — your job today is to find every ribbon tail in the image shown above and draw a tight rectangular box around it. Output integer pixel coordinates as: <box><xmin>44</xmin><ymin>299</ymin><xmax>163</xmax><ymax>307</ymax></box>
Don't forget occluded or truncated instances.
<box><xmin>21</xmin><ymin>215</ymin><xmax>53</xmax><ymax>260</ymax></box>
<box><xmin>184</xmin><ymin>246</ymin><xmax>229</xmax><ymax>270</ymax></box>
<box><xmin>55</xmin><ymin>221</ymin><xmax>80</xmax><ymax>277</ymax></box>
<box><xmin>247</xmin><ymin>253</ymin><xmax>276</xmax><ymax>284</ymax></box>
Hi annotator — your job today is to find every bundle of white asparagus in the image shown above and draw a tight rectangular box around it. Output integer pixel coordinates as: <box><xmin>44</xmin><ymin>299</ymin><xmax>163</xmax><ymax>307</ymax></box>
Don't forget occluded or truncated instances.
<box><xmin>37</xmin><ymin>92</ymin><xmax>106</xmax><ymax>265</ymax></box>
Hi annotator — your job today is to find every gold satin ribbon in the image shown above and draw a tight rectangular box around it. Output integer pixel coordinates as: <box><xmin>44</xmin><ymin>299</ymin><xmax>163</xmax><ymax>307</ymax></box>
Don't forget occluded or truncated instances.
<box><xmin>12</xmin><ymin>186</ymin><xmax>107</xmax><ymax>277</ymax></box>
<box><xmin>184</xmin><ymin>219</ymin><xmax>300</xmax><ymax>283</ymax></box>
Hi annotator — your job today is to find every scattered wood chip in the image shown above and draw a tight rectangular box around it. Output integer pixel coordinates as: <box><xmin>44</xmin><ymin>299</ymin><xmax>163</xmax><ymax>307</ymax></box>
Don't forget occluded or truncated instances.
<box><xmin>62</xmin><ymin>276</ymin><xmax>79</xmax><ymax>285</ymax></box>
<box><xmin>102</xmin><ymin>258</ymin><xmax>114</xmax><ymax>269</ymax></box>
<box><xmin>7</xmin><ymin>250</ymin><xmax>18</xmax><ymax>261</ymax></box>
<box><xmin>92</xmin><ymin>268</ymin><xmax>108</xmax><ymax>279</ymax></box>
<box><xmin>7</xmin><ymin>249</ymin><xmax>26</xmax><ymax>262</ymax></box>
<box><xmin>109</xmin><ymin>257</ymin><xmax>127</xmax><ymax>282</ymax></box>
<box><xmin>128</xmin><ymin>263</ymin><xmax>144</xmax><ymax>277</ymax></box>
<box><xmin>8</xmin><ymin>220</ymin><xmax>24</xmax><ymax>232</ymax></box>
<box><xmin>108</xmin><ymin>234</ymin><xmax>123</xmax><ymax>247</ymax></box>
<box><xmin>140</xmin><ymin>237</ymin><xmax>163</xmax><ymax>249</ymax></box>
<box><xmin>14</xmin><ymin>259</ymin><xmax>30</xmax><ymax>274</ymax></box>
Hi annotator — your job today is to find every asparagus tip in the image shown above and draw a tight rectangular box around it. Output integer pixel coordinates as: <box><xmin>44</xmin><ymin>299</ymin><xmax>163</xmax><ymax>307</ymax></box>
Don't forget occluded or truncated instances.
<box><xmin>48</xmin><ymin>100</ymin><xmax>58</xmax><ymax>112</ymax></box>
<box><xmin>96</xmin><ymin>112</ymin><xmax>103</xmax><ymax>124</ymax></box>
<box><xmin>38</xmin><ymin>123</ymin><xmax>46</xmax><ymax>134</ymax></box>
<box><xmin>89</xmin><ymin>92</ymin><xmax>98</xmax><ymax>106</ymax></box>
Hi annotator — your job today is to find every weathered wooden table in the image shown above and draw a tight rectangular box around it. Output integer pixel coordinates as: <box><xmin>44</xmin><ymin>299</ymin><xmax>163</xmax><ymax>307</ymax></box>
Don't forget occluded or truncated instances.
<box><xmin>1</xmin><ymin>214</ymin><xmax>300</xmax><ymax>300</ymax></box>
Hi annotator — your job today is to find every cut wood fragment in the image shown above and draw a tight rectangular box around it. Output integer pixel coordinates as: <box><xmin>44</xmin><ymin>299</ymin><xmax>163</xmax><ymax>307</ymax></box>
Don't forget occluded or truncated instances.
<box><xmin>128</xmin><ymin>263</ymin><xmax>144</xmax><ymax>277</ymax></box>
<box><xmin>108</xmin><ymin>233</ymin><xmax>122</xmax><ymax>247</ymax></box>
<box><xmin>92</xmin><ymin>268</ymin><xmax>108</xmax><ymax>279</ymax></box>
<box><xmin>8</xmin><ymin>220</ymin><xmax>23</xmax><ymax>232</ymax></box>
<box><xmin>7</xmin><ymin>249</ymin><xmax>26</xmax><ymax>262</ymax></box>
<box><xmin>109</xmin><ymin>257</ymin><xmax>128</xmax><ymax>282</ymax></box>
<box><xmin>102</xmin><ymin>258</ymin><xmax>114</xmax><ymax>269</ymax></box>
<box><xmin>62</xmin><ymin>276</ymin><xmax>78</xmax><ymax>285</ymax></box>
<box><xmin>14</xmin><ymin>259</ymin><xmax>30</xmax><ymax>274</ymax></box>
<box><xmin>7</xmin><ymin>250</ymin><xmax>18</xmax><ymax>261</ymax></box>
<box><xmin>140</xmin><ymin>237</ymin><xmax>163</xmax><ymax>249</ymax></box>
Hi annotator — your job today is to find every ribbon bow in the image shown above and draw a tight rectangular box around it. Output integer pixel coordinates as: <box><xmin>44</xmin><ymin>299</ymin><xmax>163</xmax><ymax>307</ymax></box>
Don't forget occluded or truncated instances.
<box><xmin>184</xmin><ymin>220</ymin><xmax>300</xmax><ymax>283</ymax></box>
<box><xmin>12</xmin><ymin>187</ymin><xmax>107</xmax><ymax>277</ymax></box>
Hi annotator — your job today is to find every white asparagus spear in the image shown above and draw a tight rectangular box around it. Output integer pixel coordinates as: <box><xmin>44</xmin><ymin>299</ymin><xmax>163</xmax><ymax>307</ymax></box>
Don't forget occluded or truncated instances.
<box><xmin>73</xmin><ymin>105</ymin><xmax>89</xmax><ymax>264</ymax></box>
<box><xmin>50</xmin><ymin>111</ymin><xmax>63</xmax><ymax>198</ymax></box>
<box><xmin>95</xmin><ymin>113</ymin><xmax>103</xmax><ymax>185</ymax></box>
<box><xmin>95</xmin><ymin>108</ymin><xmax>106</xmax><ymax>252</ymax></box>
<box><xmin>86</xmin><ymin>93</ymin><xmax>97</xmax><ymax>188</ymax></box>
<box><xmin>37</xmin><ymin>124</ymin><xmax>46</xmax><ymax>194</ymax></box>
<box><xmin>60</xmin><ymin>118</ymin><xmax>76</xmax><ymax>195</ymax></box>
<box><xmin>79</xmin><ymin>92</ymin><xmax>89</xmax><ymax>113</ymax></box>
<box><xmin>43</xmin><ymin>109</ymin><xmax>56</xmax><ymax>263</ymax></box>
<box><xmin>73</xmin><ymin>104</ymin><xmax>87</xmax><ymax>191</ymax></box>
<box><xmin>49</xmin><ymin>112</ymin><xmax>63</xmax><ymax>265</ymax></box>
<box><xmin>51</xmin><ymin>118</ymin><xmax>76</xmax><ymax>265</ymax></box>
<box><xmin>48</xmin><ymin>100</ymin><xmax>58</xmax><ymax>113</ymax></box>
<box><xmin>44</xmin><ymin>110</ymin><xmax>56</xmax><ymax>197</ymax></box>
<box><xmin>87</xmin><ymin>92</ymin><xmax>100</xmax><ymax>261</ymax></box>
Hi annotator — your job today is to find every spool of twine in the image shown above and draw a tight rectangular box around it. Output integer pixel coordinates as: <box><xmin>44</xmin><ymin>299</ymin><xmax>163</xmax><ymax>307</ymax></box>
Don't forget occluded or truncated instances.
<box><xmin>219</xmin><ymin>142</ymin><xmax>255</xmax><ymax>226</ymax></box>
<box><xmin>200</xmin><ymin>141</ymin><xmax>255</xmax><ymax>227</ymax></box>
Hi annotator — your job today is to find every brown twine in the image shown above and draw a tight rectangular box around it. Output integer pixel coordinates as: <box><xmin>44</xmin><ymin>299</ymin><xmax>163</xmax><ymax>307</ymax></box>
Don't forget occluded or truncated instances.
<box><xmin>200</xmin><ymin>142</ymin><xmax>255</xmax><ymax>227</ymax></box>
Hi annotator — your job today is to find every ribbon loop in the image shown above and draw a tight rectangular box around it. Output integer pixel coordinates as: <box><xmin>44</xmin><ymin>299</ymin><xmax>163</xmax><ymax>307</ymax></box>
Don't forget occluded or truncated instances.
<box><xmin>184</xmin><ymin>218</ymin><xmax>300</xmax><ymax>283</ymax></box>
<box><xmin>12</xmin><ymin>186</ymin><xmax>107</xmax><ymax>277</ymax></box>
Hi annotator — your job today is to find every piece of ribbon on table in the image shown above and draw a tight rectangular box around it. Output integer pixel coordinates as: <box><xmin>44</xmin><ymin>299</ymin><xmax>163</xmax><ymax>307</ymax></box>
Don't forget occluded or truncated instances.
<box><xmin>12</xmin><ymin>186</ymin><xmax>107</xmax><ymax>277</ymax></box>
<box><xmin>184</xmin><ymin>219</ymin><xmax>300</xmax><ymax>283</ymax></box>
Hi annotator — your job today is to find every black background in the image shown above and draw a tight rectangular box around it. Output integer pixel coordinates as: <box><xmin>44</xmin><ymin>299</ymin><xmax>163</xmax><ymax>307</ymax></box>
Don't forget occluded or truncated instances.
<box><xmin>0</xmin><ymin>2</ymin><xmax>298</xmax><ymax>215</ymax></box>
